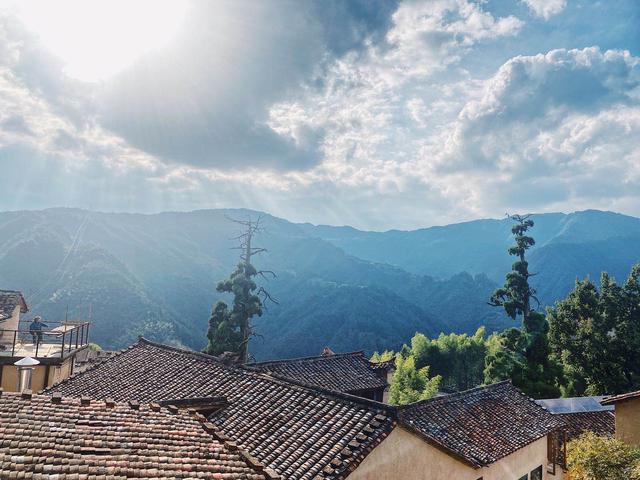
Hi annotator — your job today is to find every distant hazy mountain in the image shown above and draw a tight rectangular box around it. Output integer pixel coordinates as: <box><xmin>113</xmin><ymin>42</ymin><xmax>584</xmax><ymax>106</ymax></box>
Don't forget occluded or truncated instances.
<box><xmin>0</xmin><ymin>208</ymin><xmax>637</xmax><ymax>359</ymax></box>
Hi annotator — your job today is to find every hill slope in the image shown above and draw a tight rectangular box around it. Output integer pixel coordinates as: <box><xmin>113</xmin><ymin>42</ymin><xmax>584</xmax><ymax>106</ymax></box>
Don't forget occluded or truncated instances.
<box><xmin>0</xmin><ymin>208</ymin><xmax>638</xmax><ymax>359</ymax></box>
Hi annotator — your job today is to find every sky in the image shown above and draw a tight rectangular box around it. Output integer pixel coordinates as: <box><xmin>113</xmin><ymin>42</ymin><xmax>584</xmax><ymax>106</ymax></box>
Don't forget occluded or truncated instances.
<box><xmin>0</xmin><ymin>0</ymin><xmax>639</xmax><ymax>230</ymax></box>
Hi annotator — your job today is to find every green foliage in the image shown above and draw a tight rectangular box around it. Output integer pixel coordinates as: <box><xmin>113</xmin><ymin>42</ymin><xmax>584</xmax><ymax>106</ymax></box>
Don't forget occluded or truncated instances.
<box><xmin>3</xmin><ymin>208</ymin><xmax>640</xmax><ymax>357</ymax></box>
<box><xmin>487</xmin><ymin>215</ymin><xmax>562</xmax><ymax>398</ymax></box>
<box><xmin>566</xmin><ymin>432</ymin><xmax>640</xmax><ymax>480</ymax></box>
<box><xmin>548</xmin><ymin>264</ymin><xmax>640</xmax><ymax>396</ymax></box>
<box><xmin>388</xmin><ymin>354</ymin><xmax>441</xmax><ymax>405</ymax></box>
<box><xmin>489</xmin><ymin>215</ymin><xmax>537</xmax><ymax>323</ymax></box>
<box><xmin>370</xmin><ymin>350</ymin><xmax>395</xmax><ymax>362</ymax></box>
<box><xmin>483</xmin><ymin>330</ymin><xmax>520</xmax><ymax>383</ymax></box>
<box><xmin>204</xmin><ymin>262</ymin><xmax>264</xmax><ymax>360</ymax></box>
<box><xmin>412</xmin><ymin>328</ymin><xmax>487</xmax><ymax>391</ymax></box>
<box><xmin>205</xmin><ymin>301</ymin><xmax>242</xmax><ymax>356</ymax></box>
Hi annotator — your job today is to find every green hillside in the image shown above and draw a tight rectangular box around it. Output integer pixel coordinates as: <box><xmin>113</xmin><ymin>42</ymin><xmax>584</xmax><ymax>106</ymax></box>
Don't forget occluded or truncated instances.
<box><xmin>0</xmin><ymin>208</ymin><xmax>638</xmax><ymax>359</ymax></box>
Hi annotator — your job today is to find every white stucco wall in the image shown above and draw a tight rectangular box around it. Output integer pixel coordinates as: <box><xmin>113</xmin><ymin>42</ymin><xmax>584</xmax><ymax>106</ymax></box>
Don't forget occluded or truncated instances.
<box><xmin>350</xmin><ymin>427</ymin><xmax>563</xmax><ymax>480</ymax></box>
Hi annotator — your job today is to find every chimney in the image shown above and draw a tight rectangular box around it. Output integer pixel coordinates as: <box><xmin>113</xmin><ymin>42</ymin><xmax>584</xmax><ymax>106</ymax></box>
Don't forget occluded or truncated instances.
<box><xmin>14</xmin><ymin>357</ymin><xmax>40</xmax><ymax>393</ymax></box>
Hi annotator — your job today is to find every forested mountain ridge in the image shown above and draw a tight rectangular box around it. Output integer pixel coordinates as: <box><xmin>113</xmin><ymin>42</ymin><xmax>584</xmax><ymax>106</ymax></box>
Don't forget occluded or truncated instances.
<box><xmin>0</xmin><ymin>208</ymin><xmax>638</xmax><ymax>359</ymax></box>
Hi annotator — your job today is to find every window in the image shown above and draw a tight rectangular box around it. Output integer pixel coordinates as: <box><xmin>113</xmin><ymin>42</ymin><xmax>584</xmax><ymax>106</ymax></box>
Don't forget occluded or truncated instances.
<box><xmin>531</xmin><ymin>466</ymin><xmax>543</xmax><ymax>480</ymax></box>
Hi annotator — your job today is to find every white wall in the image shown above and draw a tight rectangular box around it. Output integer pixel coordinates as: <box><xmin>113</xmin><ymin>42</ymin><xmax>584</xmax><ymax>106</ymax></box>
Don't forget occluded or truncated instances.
<box><xmin>350</xmin><ymin>427</ymin><xmax>563</xmax><ymax>480</ymax></box>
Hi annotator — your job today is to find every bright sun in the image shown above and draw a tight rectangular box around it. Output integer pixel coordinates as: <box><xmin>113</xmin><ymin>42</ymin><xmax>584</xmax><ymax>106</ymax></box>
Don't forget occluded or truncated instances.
<box><xmin>5</xmin><ymin>0</ymin><xmax>188</xmax><ymax>82</ymax></box>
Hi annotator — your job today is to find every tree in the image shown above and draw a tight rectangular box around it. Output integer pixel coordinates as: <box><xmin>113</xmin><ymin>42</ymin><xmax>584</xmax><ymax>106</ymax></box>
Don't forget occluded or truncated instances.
<box><xmin>204</xmin><ymin>217</ymin><xmax>275</xmax><ymax>363</ymax></box>
<box><xmin>489</xmin><ymin>214</ymin><xmax>537</xmax><ymax>328</ymax></box>
<box><xmin>412</xmin><ymin>328</ymin><xmax>487</xmax><ymax>391</ymax></box>
<box><xmin>205</xmin><ymin>301</ymin><xmax>242</xmax><ymax>357</ymax></box>
<box><xmin>566</xmin><ymin>432</ymin><xmax>640</xmax><ymax>480</ymax></box>
<box><xmin>487</xmin><ymin>214</ymin><xmax>561</xmax><ymax>398</ymax></box>
<box><xmin>370</xmin><ymin>350</ymin><xmax>395</xmax><ymax>363</ymax></box>
<box><xmin>388</xmin><ymin>354</ymin><xmax>441</xmax><ymax>405</ymax></box>
<box><xmin>548</xmin><ymin>265</ymin><xmax>640</xmax><ymax>396</ymax></box>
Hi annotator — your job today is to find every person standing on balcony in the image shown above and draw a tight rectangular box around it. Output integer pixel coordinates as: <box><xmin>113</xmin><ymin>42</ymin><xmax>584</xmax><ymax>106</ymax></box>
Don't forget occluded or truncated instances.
<box><xmin>29</xmin><ymin>316</ymin><xmax>48</xmax><ymax>345</ymax></box>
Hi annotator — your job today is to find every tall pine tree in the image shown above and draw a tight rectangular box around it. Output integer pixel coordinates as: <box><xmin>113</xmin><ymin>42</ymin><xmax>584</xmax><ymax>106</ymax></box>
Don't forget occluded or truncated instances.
<box><xmin>486</xmin><ymin>214</ymin><xmax>561</xmax><ymax>398</ymax></box>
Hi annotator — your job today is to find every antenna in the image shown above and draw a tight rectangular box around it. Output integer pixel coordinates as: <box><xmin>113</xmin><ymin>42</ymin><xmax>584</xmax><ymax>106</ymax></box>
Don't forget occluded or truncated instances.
<box><xmin>65</xmin><ymin>304</ymin><xmax>69</xmax><ymax>322</ymax></box>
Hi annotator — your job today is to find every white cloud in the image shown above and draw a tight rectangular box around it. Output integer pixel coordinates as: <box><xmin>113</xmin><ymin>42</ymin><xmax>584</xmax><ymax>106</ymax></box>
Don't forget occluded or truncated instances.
<box><xmin>522</xmin><ymin>0</ymin><xmax>566</xmax><ymax>20</ymax></box>
<box><xmin>429</xmin><ymin>47</ymin><xmax>640</xmax><ymax>213</ymax></box>
<box><xmin>1</xmin><ymin>0</ymin><xmax>640</xmax><ymax>230</ymax></box>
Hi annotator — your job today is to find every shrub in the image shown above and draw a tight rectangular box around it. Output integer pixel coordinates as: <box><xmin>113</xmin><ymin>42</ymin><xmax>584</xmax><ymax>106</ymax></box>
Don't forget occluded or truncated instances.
<box><xmin>566</xmin><ymin>432</ymin><xmax>640</xmax><ymax>480</ymax></box>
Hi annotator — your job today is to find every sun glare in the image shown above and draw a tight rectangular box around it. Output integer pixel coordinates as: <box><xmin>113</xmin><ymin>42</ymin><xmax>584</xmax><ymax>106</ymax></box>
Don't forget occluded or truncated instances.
<box><xmin>6</xmin><ymin>0</ymin><xmax>187</xmax><ymax>82</ymax></box>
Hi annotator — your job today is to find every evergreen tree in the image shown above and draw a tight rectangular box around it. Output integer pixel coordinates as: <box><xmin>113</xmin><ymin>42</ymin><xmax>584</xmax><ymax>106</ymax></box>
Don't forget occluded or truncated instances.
<box><xmin>548</xmin><ymin>265</ymin><xmax>640</xmax><ymax>395</ymax></box>
<box><xmin>205</xmin><ymin>301</ymin><xmax>241</xmax><ymax>357</ymax></box>
<box><xmin>204</xmin><ymin>217</ymin><xmax>275</xmax><ymax>363</ymax></box>
<box><xmin>486</xmin><ymin>214</ymin><xmax>561</xmax><ymax>397</ymax></box>
<box><xmin>489</xmin><ymin>214</ymin><xmax>537</xmax><ymax>327</ymax></box>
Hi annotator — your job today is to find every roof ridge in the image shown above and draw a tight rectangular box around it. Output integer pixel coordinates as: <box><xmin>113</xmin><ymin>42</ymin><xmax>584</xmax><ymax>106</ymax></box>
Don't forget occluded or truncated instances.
<box><xmin>249</xmin><ymin>368</ymin><xmax>397</xmax><ymax>413</ymax></box>
<box><xmin>137</xmin><ymin>337</ymin><xmax>227</xmax><ymax>364</ymax></box>
<box><xmin>249</xmin><ymin>350</ymin><xmax>366</xmax><ymax>366</ymax></box>
<box><xmin>64</xmin><ymin>337</ymin><xmax>397</xmax><ymax>414</ymax></box>
<box><xmin>400</xmin><ymin>380</ymin><xmax>513</xmax><ymax>410</ymax></box>
<box><xmin>601</xmin><ymin>389</ymin><xmax>640</xmax><ymax>405</ymax></box>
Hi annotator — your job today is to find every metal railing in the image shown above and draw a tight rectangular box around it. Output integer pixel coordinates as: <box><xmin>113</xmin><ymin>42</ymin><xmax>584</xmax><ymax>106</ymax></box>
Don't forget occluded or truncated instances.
<box><xmin>0</xmin><ymin>320</ymin><xmax>90</xmax><ymax>358</ymax></box>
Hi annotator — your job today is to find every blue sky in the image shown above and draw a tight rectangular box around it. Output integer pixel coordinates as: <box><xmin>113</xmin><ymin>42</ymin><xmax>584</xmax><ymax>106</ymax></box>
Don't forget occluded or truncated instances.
<box><xmin>0</xmin><ymin>0</ymin><xmax>639</xmax><ymax>230</ymax></box>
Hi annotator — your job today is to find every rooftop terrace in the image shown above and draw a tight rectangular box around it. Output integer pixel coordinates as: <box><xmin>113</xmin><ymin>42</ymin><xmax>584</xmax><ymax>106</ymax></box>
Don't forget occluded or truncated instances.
<box><xmin>0</xmin><ymin>320</ymin><xmax>90</xmax><ymax>361</ymax></box>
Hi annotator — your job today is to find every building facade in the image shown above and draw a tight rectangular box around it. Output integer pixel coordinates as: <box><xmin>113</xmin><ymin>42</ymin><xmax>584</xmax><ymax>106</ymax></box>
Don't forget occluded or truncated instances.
<box><xmin>0</xmin><ymin>290</ymin><xmax>90</xmax><ymax>392</ymax></box>
<box><xmin>601</xmin><ymin>390</ymin><xmax>640</xmax><ymax>447</ymax></box>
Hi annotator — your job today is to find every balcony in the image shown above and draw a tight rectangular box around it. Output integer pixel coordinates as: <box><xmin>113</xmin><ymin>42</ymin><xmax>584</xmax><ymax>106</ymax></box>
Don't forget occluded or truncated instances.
<box><xmin>0</xmin><ymin>320</ymin><xmax>90</xmax><ymax>361</ymax></box>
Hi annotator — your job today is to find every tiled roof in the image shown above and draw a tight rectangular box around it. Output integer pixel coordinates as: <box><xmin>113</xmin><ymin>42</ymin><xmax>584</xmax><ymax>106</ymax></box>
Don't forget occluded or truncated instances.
<box><xmin>0</xmin><ymin>390</ymin><xmax>275</xmax><ymax>479</ymax></box>
<box><xmin>47</xmin><ymin>339</ymin><xmax>396</xmax><ymax>480</ymax></box>
<box><xmin>74</xmin><ymin>348</ymin><xmax>118</xmax><ymax>373</ymax></box>
<box><xmin>601</xmin><ymin>389</ymin><xmax>640</xmax><ymax>405</ymax></box>
<box><xmin>248</xmin><ymin>351</ymin><xmax>387</xmax><ymax>394</ymax></box>
<box><xmin>370</xmin><ymin>358</ymin><xmax>395</xmax><ymax>372</ymax></box>
<box><xmin>398</xmin><ymin>381</ymin><xmax>564</xmax><ymax>468</ymax></box>
<box><xmin>556</xmin><ymin>411</ymin><xmax>615</xmax><ymax>440</ymax></box>
<box><xmin>0</xmin><ymin>289</ymin><xmax>27</xmax><ymax>321</ymax></box>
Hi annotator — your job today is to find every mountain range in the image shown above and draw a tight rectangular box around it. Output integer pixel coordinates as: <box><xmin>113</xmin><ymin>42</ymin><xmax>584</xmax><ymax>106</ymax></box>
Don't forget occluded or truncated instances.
<box><xmin>0</xmin><ymin>208</ymin><xmax>638</xmax><ymax>360</ymax></box>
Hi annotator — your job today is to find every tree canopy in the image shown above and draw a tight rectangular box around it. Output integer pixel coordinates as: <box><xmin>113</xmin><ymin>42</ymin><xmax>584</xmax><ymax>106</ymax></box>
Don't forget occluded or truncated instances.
<box><xmin>486</xmin><ymin>214</ymin><xmax>561</xmax><ymax>398</ymax></box>
<box><xmin>548</xmin><ymin>265</ymin><xmax>640</xmax><ymax>396</ymax></box>
<box><xmin>566</xmin><ymin>432</ymin><xmax>640</xmax><ymax>480</ymax></box>
<box><xmin>388</xmin><ymin>353</ymin><xmax>441</xmax><ymax>405</ymax></box>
